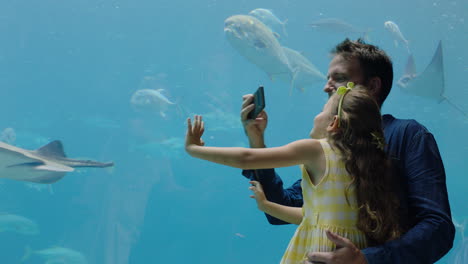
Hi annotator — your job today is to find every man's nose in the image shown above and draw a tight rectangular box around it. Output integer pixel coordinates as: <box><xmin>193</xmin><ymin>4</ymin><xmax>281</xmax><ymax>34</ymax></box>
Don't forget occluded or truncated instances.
<box><xmin>323</xmin><ymin>80</ymin><xmax>336</xmax><ymax>94</ymax></box>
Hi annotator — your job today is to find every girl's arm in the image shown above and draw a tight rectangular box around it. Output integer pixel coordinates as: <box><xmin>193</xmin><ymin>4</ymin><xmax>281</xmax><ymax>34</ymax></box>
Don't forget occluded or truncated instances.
<box><xmin>185</xmin><ymin>115</ymin><xmax>322</xmax><ymax>169</ymax></box>
<box><xmin>249</xmin><ymin>181</ymin><xmax>302</xmax><ymax>225</ymax></box>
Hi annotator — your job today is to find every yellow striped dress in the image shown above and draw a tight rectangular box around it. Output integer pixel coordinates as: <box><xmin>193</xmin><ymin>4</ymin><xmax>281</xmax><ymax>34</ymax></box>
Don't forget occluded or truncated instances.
<box><xmin>280</xmin><ymin>139</ymin><xmax>368</xmax><ymax>263</ymax></box>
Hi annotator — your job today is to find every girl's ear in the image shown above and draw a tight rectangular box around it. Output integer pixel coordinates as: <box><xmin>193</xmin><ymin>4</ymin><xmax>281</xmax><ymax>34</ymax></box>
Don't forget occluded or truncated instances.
<box><xmin>327</xmin><ymin>115</ymin><xmax>339</xmax><ymax>132</ymax></box>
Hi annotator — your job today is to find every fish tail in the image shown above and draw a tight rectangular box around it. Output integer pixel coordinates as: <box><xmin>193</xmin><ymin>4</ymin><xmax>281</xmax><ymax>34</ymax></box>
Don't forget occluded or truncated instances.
<box><xmin>443</xmin><ymin>96</ymin><xmax>468</xmax><ymax>117</ymax></box>
<box><xmin>21</xmin><ymin>246</ymin><xmax>32</xmax><ymax>263</ymax></box>
<box><xmin>289</xmin><ymin>71</ymin><xmax>298</xmax><ymax>96</ymax></box>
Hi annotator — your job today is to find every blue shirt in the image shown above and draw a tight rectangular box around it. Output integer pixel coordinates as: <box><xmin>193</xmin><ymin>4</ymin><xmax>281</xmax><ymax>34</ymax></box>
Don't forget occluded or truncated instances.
<box><xmin>242</xmin><ymin>114</ymin><xmax>455</xmax><ymax>263</ymax></box>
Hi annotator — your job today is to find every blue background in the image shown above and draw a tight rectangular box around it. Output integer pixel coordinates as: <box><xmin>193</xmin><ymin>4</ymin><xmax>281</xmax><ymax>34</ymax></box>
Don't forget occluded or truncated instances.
<box><xmin>0</xmin><ymin>0</ymin><xmax>467</xmax><ymax>263</ymax></box>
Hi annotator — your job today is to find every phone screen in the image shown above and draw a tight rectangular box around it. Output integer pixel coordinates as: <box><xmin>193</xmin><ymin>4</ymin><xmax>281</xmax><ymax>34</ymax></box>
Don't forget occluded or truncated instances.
<box><xmin>248</xmin><ymin>86</ymin><xmax>265</xmax><ymax>119</ymax></box>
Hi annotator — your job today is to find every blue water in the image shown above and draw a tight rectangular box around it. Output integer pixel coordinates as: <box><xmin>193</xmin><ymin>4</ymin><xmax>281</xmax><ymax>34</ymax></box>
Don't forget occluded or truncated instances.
<box><xmin>0</xmin><ymin>0</ymin><xmax>467</xmax><ymax>263</ymax></box>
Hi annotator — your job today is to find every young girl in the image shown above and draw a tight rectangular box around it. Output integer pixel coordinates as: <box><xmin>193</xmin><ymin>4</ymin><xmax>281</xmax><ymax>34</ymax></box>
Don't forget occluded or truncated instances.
<box><xmin>185</xmin><ymin>83</ymin><xmax>401</xmax><ymax>263</ymax></box>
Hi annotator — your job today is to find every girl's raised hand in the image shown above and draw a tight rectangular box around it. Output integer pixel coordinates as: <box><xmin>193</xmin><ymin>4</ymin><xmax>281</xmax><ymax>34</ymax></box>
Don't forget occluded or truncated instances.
<box><xmin>185</xmin><ymin>115</ymin><xmax>205</xmax><ymax>150</ymax></box>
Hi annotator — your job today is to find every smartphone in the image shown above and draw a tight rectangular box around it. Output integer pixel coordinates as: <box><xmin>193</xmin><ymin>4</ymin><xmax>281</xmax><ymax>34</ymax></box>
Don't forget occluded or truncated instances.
<box><xmin>248</xmin><ymin>86</ymin><xmax>265</xmax><ymax>119</ymax></box>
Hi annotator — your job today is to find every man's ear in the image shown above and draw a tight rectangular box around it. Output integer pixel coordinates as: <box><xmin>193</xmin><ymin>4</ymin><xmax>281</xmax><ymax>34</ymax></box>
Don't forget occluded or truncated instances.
<box><xmin>367</xmin><ymin>77</ymin><xmax>382</xmax><ymax>99</ymax></box>
<box><xmin>327</xmin><ymin>115</ymin><xmax>339</xmax><ymax>132</ymax></box>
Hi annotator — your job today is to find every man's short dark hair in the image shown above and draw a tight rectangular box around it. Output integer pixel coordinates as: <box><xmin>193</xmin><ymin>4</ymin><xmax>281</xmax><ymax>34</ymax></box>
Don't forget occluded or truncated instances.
<box><xmin>331</xmin><ymin>39</ymin><xmax>393</xmax><ymax>106</ymax></box>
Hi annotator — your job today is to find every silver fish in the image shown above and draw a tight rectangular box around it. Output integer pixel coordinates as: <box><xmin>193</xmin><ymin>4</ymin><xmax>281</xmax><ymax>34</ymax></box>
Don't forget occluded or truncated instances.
<box><xmin>281</xmin><ymin>47</ymin><xmax>326</xmax><ymax>94</ymax></box>
<box><xmin>309</xmin><ymin>18</ymin><xmax>370</xmax><ymax>40</ymax></box>
<box><xmin>226</xmin><ymin>15</ymin><xmax>319</xmax><ymax>93</ymax></box>
<box><xmin>384</xmin><ymin>21</ymin><xmax>410</xmax><ymax>53</ymax></box>
<box><xmin>130</xmin><ymin>88</ymin><xmax>175</xmax><ymax>118</ymax></box>
<box><xmin>248</xmin><ymin>8</ymin><xmax>288</xmax><ymax>38</ymax></box>
<box><xmin>224</xmin><ymin>15</ymin><xmax>292</xmax><ymax>80</ymax></box>
<box><xmin>0</xmin><ymin>213</ymin><xmax>39</xmax><ymax>235</ymax></box>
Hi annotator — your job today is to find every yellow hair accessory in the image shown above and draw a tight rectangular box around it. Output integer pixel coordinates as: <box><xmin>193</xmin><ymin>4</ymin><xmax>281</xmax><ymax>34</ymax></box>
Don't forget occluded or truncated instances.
<box><xmin>337</xmin><ymin>82</ymin><xmax>354</xmax><ymax>127</ymax></box>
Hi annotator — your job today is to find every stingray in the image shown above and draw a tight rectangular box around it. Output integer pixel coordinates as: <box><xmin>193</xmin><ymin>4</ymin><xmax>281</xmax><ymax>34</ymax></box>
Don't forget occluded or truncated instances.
<box><xmin>0</xmin><ymin>140</ymin><xmax>114</xmax><ymax>184</ymax></box>
<box><xmin>397</xmin><ymin>41</ymin><xmax>467</xmax><ymax>117</ymax></box>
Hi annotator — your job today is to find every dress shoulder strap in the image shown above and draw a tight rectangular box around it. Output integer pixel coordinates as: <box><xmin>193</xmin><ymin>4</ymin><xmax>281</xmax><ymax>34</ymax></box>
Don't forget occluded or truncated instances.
<box><xmin>318</xmin><ymin>139</ymin><xmax>332</xmax><ymax>156</ymax></box>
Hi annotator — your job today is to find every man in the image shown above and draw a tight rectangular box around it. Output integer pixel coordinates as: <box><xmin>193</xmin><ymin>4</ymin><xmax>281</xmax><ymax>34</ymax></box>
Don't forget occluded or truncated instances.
<box><xmin>241</xmin><ymin>39</ymin><xmax>454</xmax><ymax>263</ymax></box>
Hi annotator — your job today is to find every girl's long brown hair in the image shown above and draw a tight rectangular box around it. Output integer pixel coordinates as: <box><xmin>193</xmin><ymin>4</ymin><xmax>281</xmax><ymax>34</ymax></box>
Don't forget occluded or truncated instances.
<box><xmin>328</xmin><ymin>86</ymin><xmax>401</xmax><ymax>245</ymax></box>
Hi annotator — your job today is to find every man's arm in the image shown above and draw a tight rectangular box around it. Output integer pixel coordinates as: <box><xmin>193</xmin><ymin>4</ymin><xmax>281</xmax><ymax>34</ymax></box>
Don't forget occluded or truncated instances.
<box><xmin>362</xmin><ymin>130</ymin><xmax>454</xmax><ymax>263</ymax></box>
<box><xmin>240</xmin><ymin>94</ymin><xmax>303</xmax><ymax>224</ymax></box>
